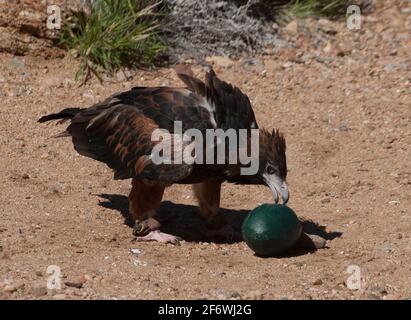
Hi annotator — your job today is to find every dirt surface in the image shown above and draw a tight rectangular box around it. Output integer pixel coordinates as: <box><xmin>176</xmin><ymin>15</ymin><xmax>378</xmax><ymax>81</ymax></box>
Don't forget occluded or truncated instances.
<box><xmin>0</xmin><ymin>1</ymin><xmax>410</xmax><ymax>300</ymax></box>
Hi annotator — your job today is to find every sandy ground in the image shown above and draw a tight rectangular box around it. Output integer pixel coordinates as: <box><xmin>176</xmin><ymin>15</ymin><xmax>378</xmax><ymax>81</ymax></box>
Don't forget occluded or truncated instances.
<box><xmin>0</xmin><ymin>1</ymin><xmax>410</xmax><ymax>300</ymax></box>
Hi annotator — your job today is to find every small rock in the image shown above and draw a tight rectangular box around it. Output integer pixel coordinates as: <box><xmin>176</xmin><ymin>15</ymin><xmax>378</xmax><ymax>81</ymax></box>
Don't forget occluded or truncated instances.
<box><xmin>282</xmin><ymin>62</ymin><xmax>293</xmax><ymax>69</ymax></box>
<box><xmin>205</xmin><ymin>56</ymin><xmax>234</xmax><ymax>68</ymax></box>
<box><xmin>384</xmin><ymin>63</ymin><xmax>396</xmax><ymax>72</ymax></box>
<box><xmin>318</xmin><ymin>18</ymin><xmax>337</xmax><ymax>34</ymax></box>
<box><xmin>116</xmin><ymin>70</ymin><xmax>128</xmax><ymax>82</ymax></box>
<box><xmin>313</xmin><ymin>279</ymin><xmax>323</xmax><ymax>285</ymax></box>
<box><xmin>368</xmin><ymin>284</ymin><xmax>388</xmax><ymax>295</ymax></box>
<box><xmin>366</xmin><ymin>293</ymin><xmax>382</xmax><ymax>300</ymax></box>
<box><xmin>64</xmin><ymin>282</ymin><xmax>83</xmax><ymax>289</ymax></box>
<box><xmin>129</xmin><ymin>248</ymin><xmax>142</xmax><ymax>255</ymax></box>
<box><xmin>323</xmin><ymin>41</ymin><xmax>333</xmax><ymax>54</ymax></box>
<box><xmin>320</xmin><ymin>197</ymin><xmax>331</xmax><ymax>203</ymax></box>
<box><xmin>3</xmin><ymin>285</ymin><xmax>17</xmax><ymax>293</ymax></box>
<box><xmin>285</xmin><ymin>20</ymin><xmax>298</xmax><ymax>34</ymax></box>
<box><xmin>243</xmin><ymin>290</ymin><xmax>263</xmax><ymax>300</ymax></box>
<box><xmin>82</xmin><ymin>92</ymin><xmax>95</xmax><ymax>102</ymax></box>
<box><xmin>215</xmin><ymin>290</ymin><xmax>241</xmax><ymax>299</ymax></box>
<box><xmin>31</xmin><ymin>285</ymin><xmax>48</xmax><ymax>297</ymax></box>
<box><xmin>53</xmin><ymin>293</ymin><xmax>67</xmax><ymax>300</ymax></box>
<box><xmin>295</xmin><ymin>233</ymin><xmax>327</xmax><ymax>250</ymax></box>
<box><xmin>11</xmin><ymin>57</ymin><xmax>25</xmax><ymax>68</ymax></box>
<box><xmin>42</xmin><ymin>76</ymin><xmax>63</xmax><ymax>88</ymax></box>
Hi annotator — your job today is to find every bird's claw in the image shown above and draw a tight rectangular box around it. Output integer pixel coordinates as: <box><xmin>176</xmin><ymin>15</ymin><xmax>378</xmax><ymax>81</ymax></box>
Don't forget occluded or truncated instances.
<box><xmin>134</xmin><ymin>230</ymin><xmax>182</xmax><ymax>245</ymax></box>
<box><xmin>133</xmin><ymin>218</ymin><xmax>161</xmax><ymax>237</ymax></box>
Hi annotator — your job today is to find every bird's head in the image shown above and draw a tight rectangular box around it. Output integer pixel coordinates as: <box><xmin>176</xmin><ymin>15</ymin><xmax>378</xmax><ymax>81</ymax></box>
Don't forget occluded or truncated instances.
<box><xmin>258</xmin><ymin>128</ymin><xmax>289</xmax><ymax>204</ymax></box>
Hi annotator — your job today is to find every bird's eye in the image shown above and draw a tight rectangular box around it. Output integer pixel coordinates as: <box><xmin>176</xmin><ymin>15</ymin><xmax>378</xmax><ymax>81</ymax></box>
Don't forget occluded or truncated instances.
<box><xmin>266</xmin><ymin>165</ymin><xmax>276</xmax><ymax>175</ymax></box>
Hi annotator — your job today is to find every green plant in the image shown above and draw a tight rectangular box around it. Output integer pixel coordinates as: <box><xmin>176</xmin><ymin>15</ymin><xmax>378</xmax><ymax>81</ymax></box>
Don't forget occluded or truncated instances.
<box><xmin>287</xmin><ymin>0</ymin><xmax>350</xmax><ymax>18</ymax></box>
<box><xmin>60</xmin><ymin>0</ymin><xmax>166</xmax><ymax>83</ymax></box>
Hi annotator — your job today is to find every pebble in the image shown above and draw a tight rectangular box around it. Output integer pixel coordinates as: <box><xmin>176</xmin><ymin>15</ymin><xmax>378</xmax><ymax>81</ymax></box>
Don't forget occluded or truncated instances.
<box><xmin>243</xmin><ymin>290</ymin><xmax>263</xmax><ymax>300</ymax></box>
<box><xmin>205</xmin><ymin>56</ymin><xmax>234</xmax><ymax>68</ymax></box>
<box><xmin>82</xmin><ymin>92</ymin><xmax>95</xmax><ymax>102</ymax></box>
<box><xmin>64</xmin><ymin>281</ymin><xmax>83</xmax><ymax>289</ymax></box>
<box><xmin>53</xmin><ymin>293</ymin><xmax>67</xmax><ymax>300</ymax></box>
<box><xmin>384</xmin><ymin>63</ymin><xmax>396</xmax><ymax>72</ymax></box>
<box><xmin>285</xmin><ymin>20</ymin><xmax>298</xmax><ymax>34</ymax></box>
<box><xmin>116</xmin><ymin>70</ymin><xmax>127</xmax><ymax>82</ymax></box>
<box><xmin>31</xmin><ymin>285</ymin><xmax>48</xmax><ymax>297</ymax></box>
<box><xmin>129</xmin><ymin>248</ymin><xmax>142</xmax><ymax>255</ymax></box>
<box><xmin>295</xmin><ymin>233</ymin><xmax>327</xmax><ymax>250</ymax></box>
<box><xmin>215</xmin><ymin>290</ymin><xmax>241</xmax><ymax>299</ymax></box>
<box><xmin>42</xmin><ymin>75</ymin><xmax>63</xmax><ymax>88</ymax></box>
<box><xmin>11</xmin><ymin>57</ymin><xmax>25</xmax><ymax>68</ymax></box>
<box><xmin>3</xmin><ymin>285</ymin><xmax>18</xmax><ymax>293</ymax></box>
<box><xmin>313</xmin><ymin>279</ymin><xmax>323</xmax><ymax>285</ymax></box>
<box><xmin>366</xmin><ymin>293</ymin><xmax>382</xmax><ymax>300</ymax></box>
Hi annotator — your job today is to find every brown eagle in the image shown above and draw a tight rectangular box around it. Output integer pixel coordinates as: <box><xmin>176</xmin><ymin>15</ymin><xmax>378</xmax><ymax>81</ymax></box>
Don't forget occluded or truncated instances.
<box><xmin>39</xmin><ymin>66</ymin><xmax>288</xmax><ymax>244</ymax></box>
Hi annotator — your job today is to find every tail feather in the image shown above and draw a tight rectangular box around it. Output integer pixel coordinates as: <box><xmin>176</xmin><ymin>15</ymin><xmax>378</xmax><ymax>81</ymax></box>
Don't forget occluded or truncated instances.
<box><xmin>38</xmin><ymin>108</ymin><xmax>82</xmax><ymax>123</ymax></box>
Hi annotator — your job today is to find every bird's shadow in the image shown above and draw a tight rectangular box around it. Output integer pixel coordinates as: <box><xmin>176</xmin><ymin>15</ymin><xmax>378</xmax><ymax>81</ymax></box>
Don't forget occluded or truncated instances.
<box><xmin>97</xmin><ymin>194</ymin><xmax>342</xmax><ymax>255</ymax></box>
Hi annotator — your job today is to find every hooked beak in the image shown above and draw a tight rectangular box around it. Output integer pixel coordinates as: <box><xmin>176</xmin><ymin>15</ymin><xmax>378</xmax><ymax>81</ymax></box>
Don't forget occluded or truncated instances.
<box><xmin>263</xmin><ymin>174</ymin><xmax>289</xmax><ymax>205</ymax></box>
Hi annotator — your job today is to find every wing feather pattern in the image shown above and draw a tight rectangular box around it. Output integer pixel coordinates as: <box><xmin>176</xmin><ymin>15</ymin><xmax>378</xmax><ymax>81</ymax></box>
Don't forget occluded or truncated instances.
<box><xmin>62</xmin><ymin>87</ymin><xmax>215</xmax><ymax>182</ymax></box>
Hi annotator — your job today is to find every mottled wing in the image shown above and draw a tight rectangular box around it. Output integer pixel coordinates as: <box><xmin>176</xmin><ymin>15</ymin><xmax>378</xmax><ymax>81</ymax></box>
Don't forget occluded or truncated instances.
<box><xmin>66</xmin><ymin>87</ymin><xmax>215</xmax><ymax>182</ymax></box>
<box><xmin>176</xmin><ymin>66</ymin><xmax>258</xmax><ymax>130</ymax></box>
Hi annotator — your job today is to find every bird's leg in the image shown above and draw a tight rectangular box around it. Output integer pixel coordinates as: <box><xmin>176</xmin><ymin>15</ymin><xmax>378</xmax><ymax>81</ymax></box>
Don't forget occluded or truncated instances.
<box><xmin>129</xmin><ymin>179</ymin><xmax>180</xmax><ymax>245</ymax></box>
<box><xmin>193</xmin><ymin>179</ymin><xmax>241</xmax><ymax>242</ymax></box>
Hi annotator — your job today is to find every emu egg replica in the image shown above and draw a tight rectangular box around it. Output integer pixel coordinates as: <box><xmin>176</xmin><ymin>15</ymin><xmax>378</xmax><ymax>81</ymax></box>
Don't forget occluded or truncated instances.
<box><xmin>242</xmin><ymin>204</ymin><xmax>302</xmax><ymax>256</ymax></box>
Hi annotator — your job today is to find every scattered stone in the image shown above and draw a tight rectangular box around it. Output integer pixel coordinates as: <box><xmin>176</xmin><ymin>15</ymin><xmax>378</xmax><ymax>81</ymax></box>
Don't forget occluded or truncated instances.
<box><xmin>129</xmin><ymin>248</ymin><xmax>142</xmax><ymax>255</ymax></box>
<box><xmin>323</xmin><ymin>41</ymin><xmax>333</xmax><ymax>54</ymax></box>
<box><xmin>295</xmin><ymin>233</ymin><xmax>327</xmax><ymax>250</ymax></box>
<box><xmin>319</xmin><ymin>19</ymin><xmax>338</xmax><ymax>35</ymax></box>
<box><xmin>285</xmin><ymin>20</ymin><xmax>298</xmax><ymax>35</ymax></box>
<box><xmin>3</xmin><ymin>282</ymin><xmax>24</xmax><ymax>293</ymax></box>
<box><xmin>116</xmin><ymin>70</ymin><xmax>128</xmax><ymax>82</ymax></box>
<box><xmin>82</xmin><ymin>91</ymin><xmax>95</xmax><ymax>102</ymax></box>
<box><xmin>243</xmin><ymin>290</ymin><xmax>263</xmax><ymax>300</ymax></box>
<box><xmin>65</xmin><ymin>281</ymin><xmax>83</xmax><ymax>289</ymax></box>
<box><xmin>320</xmin><ymin>197</ymin><xmax>331</xmax><ymax>203</ymax></box>
<box><xmin>366</xmin><ymin>293</ymin><xmax>382</xmax><ymax>300</ymax></box>
<box><xmin>42</xmin><ymin>76</ymin><xmax>63</xmax><ymax>88</ymax></box>
<box><xmin>133</xmin><ymin>259</ymin><xmax>147</xmax><ymax>267</ymax></box>
<box><xmin>368</xmin><ymin>284</ymin><xmax>388</xmax><ymax>295</ymax></box>
<box><xmin>31</xmin><ymin>285</ymin><xmax>48</xmax><ymax>297</ymax></box>
<box><xmin>10</xmin><ymin>57</ymin><xmax>25</xmax><ymax>68</ymax></box>
<box><xmin>205</xmin><ymin>56</ymin><xmax>234</xmax><ymax>68</ymax></box>
<box><xmin>3</xmin><ymin>285</ymin><xmax>18</xmax><ymax>293</ymax></box>
<box><xmin>215</xmin><ymin>289</ymin><xmax>241</xmax><ymax>299</ymax></box>
<box><xmin>384</xmin><ymin>63</ymin><xmax>396</xmax><ymax>72</ymax></box>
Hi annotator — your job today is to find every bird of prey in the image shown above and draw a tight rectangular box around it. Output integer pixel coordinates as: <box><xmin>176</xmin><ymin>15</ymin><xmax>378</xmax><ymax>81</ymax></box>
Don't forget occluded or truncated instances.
<box><xmin>39</xmin><ymin>66</ymin><xmax>288</xmax><ymax>244</ymax></box>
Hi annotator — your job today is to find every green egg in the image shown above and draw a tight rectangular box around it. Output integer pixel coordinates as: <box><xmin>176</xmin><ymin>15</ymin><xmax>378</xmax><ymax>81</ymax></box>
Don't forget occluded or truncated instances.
<box><xmin>242</xmin><ymin>204</ymin><xmax>302</xmax><ymax>256</ymax></box>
